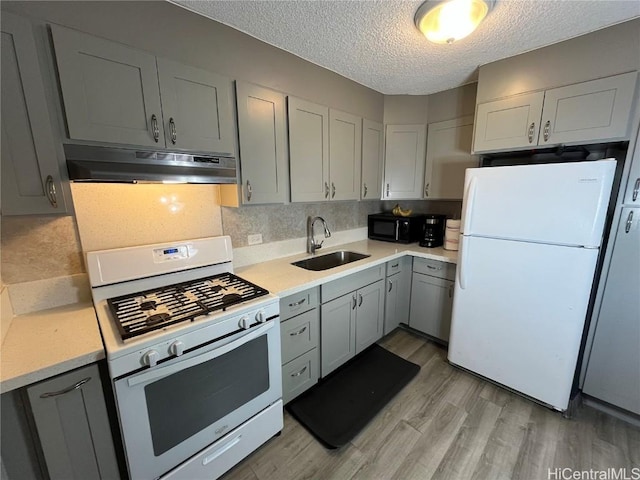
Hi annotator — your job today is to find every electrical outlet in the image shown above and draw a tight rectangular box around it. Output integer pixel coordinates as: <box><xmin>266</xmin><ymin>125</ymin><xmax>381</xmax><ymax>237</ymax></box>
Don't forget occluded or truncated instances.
<box><xmin>247</xmin><ymin>234</ymin><xmax>263</xmax><ymax>245</ymax></box>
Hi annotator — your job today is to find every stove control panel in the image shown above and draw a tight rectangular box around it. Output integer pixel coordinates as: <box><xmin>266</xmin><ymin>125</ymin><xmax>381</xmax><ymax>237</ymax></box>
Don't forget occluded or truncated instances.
<box><xmin>153</xmin><ymin>245</ymin><xmax>190</xmax><ymax>263</ymax></box>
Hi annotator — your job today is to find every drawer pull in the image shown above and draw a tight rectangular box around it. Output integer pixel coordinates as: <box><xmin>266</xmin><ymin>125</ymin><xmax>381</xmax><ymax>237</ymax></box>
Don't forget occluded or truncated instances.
<box><xmin>40</xmin><ymin>377</ymin><xmax>91</xmax><ymax>398</ymax></box>
<box><xmin>203</xmin><ymin>435</ymin><xmax>241</xmax><ymax>465</ymax></box>
<box><xmin>391</xmin><ymin>263</ymin><xmax>399</xmax><ymax>268</ymax></box>
<box><xmin>427</xmin><ymin>265</ymin><xmax>443</xmax><ymax>270</ymax></box>
<box><xmin>288</xmin><ymin>298</ymin><xmax>306</xmax><ymax>308</ymax></box>
<box><xmin>633</xmin><ymin>177</ymin><xmax>639</xmax><ymax>202</ymax></box>
<box><xmin>289</xmin><ymin>326</ymin><xmax>308</xmax><ymax>336</ymax></box>
<box><xmin>291</xmin><ymin>365</ymin><xmax>308</xmax><ymax>377</ymax></box>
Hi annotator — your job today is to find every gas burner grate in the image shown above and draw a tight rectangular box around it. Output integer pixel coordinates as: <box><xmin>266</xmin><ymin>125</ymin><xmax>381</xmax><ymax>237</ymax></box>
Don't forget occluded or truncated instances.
<box><xmin>107</xmin><ymin>272</ymin><xmax>269</xmax><ymax>340</ymax></box>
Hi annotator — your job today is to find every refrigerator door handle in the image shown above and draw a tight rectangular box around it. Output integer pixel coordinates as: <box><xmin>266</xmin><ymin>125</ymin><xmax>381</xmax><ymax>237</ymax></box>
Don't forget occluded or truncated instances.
<box><xmin>462</xmin><ymin>177</ymin><xmax>478</xmax><ymax>235</ymax></box>
<box><xmin>458</xmin><ymin>236</ymin><xmax>469</xmax><ymax>289</ymax></box>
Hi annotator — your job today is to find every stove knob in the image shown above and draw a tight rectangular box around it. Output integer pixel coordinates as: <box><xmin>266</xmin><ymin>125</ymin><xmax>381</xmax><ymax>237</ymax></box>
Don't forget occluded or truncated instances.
<box><xmin>170</xmin><ymin>341</ymin><xmax>185</xmax><ymax>357</ymax></box>
<box><xmin>143</xmin><ymin>350</ymin><xmax>159</xmax><ymax>367</ymax></box>
<box><xmin>255</xmin><ymin>309</ymin><xmax>266</xmax><ymax>323</ymax></box>
<box><xmin>238</xmin><ymin>316</ymin><xmax>250</xmax><ymax>330</ymax></box>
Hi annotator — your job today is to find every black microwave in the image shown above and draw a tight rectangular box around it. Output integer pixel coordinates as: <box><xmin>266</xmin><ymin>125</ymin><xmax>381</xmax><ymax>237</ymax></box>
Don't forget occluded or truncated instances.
<box><xmin>368</xmin><ymin>213</ymin><xmax>423</xmax><ymax>243</ymax></box>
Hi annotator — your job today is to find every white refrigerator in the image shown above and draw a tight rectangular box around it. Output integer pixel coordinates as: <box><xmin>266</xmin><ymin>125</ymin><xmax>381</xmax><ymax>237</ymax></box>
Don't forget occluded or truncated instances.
<box><xmin>448</xmin><ymin>159</ymin><xmax>616</xmax><ymax>411</ymax></box>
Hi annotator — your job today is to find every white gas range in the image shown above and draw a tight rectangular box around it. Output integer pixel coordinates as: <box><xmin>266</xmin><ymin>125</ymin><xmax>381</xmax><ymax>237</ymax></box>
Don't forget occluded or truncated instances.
<box><xmin>87</xmin><ymin>236</ymin><xmax>283</xmax><ymax>480</ymax></box>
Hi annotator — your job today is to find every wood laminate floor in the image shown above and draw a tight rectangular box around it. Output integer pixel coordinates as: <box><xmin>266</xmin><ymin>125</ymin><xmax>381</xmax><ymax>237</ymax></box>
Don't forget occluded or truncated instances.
<box><xmin>222</xmin><ymin>329</ymin><xmax>640</xmax><ymax>480</ymax></box>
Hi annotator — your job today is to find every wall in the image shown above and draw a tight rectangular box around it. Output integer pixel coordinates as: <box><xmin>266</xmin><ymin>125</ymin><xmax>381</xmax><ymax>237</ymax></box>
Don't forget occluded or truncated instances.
<box><xmin>476</xmin><ymin>18</ymin><xmax>640</xmax><ymax>103</ymax></box>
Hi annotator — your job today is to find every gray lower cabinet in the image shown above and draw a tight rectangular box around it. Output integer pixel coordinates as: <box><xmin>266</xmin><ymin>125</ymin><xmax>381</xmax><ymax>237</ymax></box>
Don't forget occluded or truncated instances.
<box><xmin>384</xmin><ymin>257</ymin><xmax>412</xmax><ymax>334</ymax></box>
<box><xmin>321</xmin><ymin>265</ymin><xmax>385</xmax><ymax>377</ymax></box>
<box><xmin>409</xmin><ymin>258</ymin><xmax>456</xmax><ymax>343</ymax></box>
<box><xmin>279</xmin><ymin>287</ymin><xmax>320</xmax><ymax>403</ymax></box>
<box><xmin>1</xmin><ymin>12</ymin><xmax>67</xmax><ymax>215</ymax></box>
<box><xmin>25</xmin><ymin>363</ymin><xmax>120</xmax><ymax>479</ymax></box>
<box><xmin>583</xmin><ymin>207</ymin><xmax>640</xmax><ymax>415</ymax></box>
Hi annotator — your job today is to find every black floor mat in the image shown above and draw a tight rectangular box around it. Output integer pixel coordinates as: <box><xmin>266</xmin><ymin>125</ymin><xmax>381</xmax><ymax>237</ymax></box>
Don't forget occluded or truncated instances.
<box><xmin>286</xmin><ymin>344</ymin><xmax>420</xmax><ymax>449</ymax></box>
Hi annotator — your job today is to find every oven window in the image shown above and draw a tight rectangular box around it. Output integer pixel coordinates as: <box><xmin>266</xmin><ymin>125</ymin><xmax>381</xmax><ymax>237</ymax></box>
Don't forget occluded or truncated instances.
<box><xmin>145</xmin><ymin>335</ymin><xmax>269</xmax><ymax>456</ymax></box>
<box><xmin>373</xmin><ymin>221</ymin><xmax>395</xmax><ymax>237</ymax></box>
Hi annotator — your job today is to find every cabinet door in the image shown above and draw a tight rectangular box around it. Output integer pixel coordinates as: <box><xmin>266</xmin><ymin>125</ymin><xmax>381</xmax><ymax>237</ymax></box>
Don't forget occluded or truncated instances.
<box><xmin>355</xmin><ymin>280</ymin><xmax>385</xmax><ymax>354</ymax></box>
<box><xmin>473</xmin><ymin>92</ymin><xmax>544</xmax><ymax>153</ymax></box>
<box><xmin>424</xmin><ymin>116</ymin><xmax>476</xmax><ymax>200</ymax></box>
<box><xmin>624</xmin><ymin>124</ymin><xmax>640</xmax><ymax>206</ymax></box>
<box><xmin>384</xmin><ymin>257</ymin><xmax>412</xmax><ymax>335</ymax></box>
<box><xmin>361</xmin><ymin>119</ymin><xmax>383</xmax><ymax>200</ymax></box>
<box><xmin>539</xmin><ymin>72</ymin><xmax>637</xmax><ymax>147</ymax></box>
<box><xmin>157</xmin><ymin>58</ymin><xmax>234</xmax><ymax>154</ymax></box>
<box><xmin>383</xmin><ymin>124</ymin><xmax>426</xmax><ymax>199</ymax></box>
<box><xmin>409</xmin><ymin>273</ymin><xmax>454</xmax><ymax>343</ymax></box>
<box><xmin>235</xmin><ymin>82</ymin><xmax>287</xmax><ymax>204</ymax></box>
<box><xmin>1</xmin><ymin>13</ymin><xmax>67</xmax><ymax>214</ymax></box>
<box><xmin>321</xmin><ymin>293</ymin><xmax>356</xmax><ymax>376</ymax></box>
<box><xmin>583</xmin><ymin>207</ymin><xmax>640</xmax><ymax>414</ymax></box>
<box><xmin>384</xmin><ymin>272</ymin><xmax>401</xmax><ymax>335</ymax></box>
<box><xmin>329</xmin><ymin>109</ymin><xmax>361</xmax><ymax>201</ymax></box>
<box><xmin>288</xmin><ymin>97</ymin><xmax>329</xmax><ymax>202</ymax></box>
<box><xmin>51</xmin><ymin>25</ymin><xmax>163</xmax><ymax>147</ymax></box>
<box><xmin>26</xmin><ymin>364</ymin><xmax>120</xmax><ymax>479</ymax></box>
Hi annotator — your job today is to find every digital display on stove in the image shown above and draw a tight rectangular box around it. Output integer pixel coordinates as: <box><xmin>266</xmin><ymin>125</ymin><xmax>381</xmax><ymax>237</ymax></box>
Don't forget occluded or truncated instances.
<box><xmin>164</xmin><ymin>248</ymin><xmax>179</xmax><ymax>255</ymax></box>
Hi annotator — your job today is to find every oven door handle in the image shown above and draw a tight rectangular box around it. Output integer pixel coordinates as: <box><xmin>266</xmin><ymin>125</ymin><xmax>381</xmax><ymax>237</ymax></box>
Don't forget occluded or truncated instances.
<box><xmin>126</xmin><ymin>321</ymin><xmax>275</xmax><ymax>387</ymax></box>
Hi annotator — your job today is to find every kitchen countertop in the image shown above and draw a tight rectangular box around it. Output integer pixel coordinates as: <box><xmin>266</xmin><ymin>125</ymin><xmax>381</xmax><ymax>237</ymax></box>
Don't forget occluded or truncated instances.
<box><xmin>237</xmin><ymin>239</ymin><xmax>457</xmax><ymax>297</ymax></box>
<box><xmin>0</xmin><ymin>302</ymin><xmax>105</xmax><ymax>393</ymax></box>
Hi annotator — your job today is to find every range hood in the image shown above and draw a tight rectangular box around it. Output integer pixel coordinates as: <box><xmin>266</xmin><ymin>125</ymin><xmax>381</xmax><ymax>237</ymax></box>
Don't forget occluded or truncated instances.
<box><xmin>65</xmin><ymin>144</ymin><xmax>237</xmax><ymax>184</ymax></box>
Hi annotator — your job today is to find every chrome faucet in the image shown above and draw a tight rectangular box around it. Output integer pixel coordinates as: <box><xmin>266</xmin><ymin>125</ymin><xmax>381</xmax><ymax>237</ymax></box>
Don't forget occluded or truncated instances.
<box><xmin>307</xmin><ymin>216</ymin><xmax>331</xmax><ymax>254</ymax></box>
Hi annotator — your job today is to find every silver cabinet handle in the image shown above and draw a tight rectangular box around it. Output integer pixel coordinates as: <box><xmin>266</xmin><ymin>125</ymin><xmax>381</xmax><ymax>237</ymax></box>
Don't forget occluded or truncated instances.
<box><xmin>151</xmin><ymin>114</ymin><xmax>159</xmax><ymax>142</ymax></box>
<box><xmin>289</xmin><ymin>326</ymin><xmax>308</xmax><ymax>336</ymax></box>
<box><xmin>169</xmin><ymin>117</ymin><xmax>177</xmax><ymax>144</ymax></box>
<box><xmin>427</xmin><ymin>265</ymin><xmax>443</xmax><ymax>270</ymax></box>
<box><xmin>543</xmin><ymin>120</ymin><xmax>551</xmax><ymax>142</ymax></box>
<box><xmin>449</xmin><ymin>284</ymin><xmax>454</xmax><ymax>298</ymax></box>
<box><xmin>45</xmin><ymin>175</ymin><xmax>57</xmax><ymax>208</ymax></box>
<box><xmin>363</xmin><ymin>183</ymin><xmax>368</xmax><ymax>198</ymax></box>
<box><xmin>291</xmin><ymin>365</ymin><xmax>308</xmax><ymax>377</ymax></box>
<box><xmin>625</xmin><ymin>210</ymin><xmax>634</xmax><ymax>233</ymax></box>
<box><xmin>352</xmin><ymin>295</ymin><xmax>357</xmax><ymax>310</ymax></box>
<box><xmin>528</xmin><ymin>122</ymin><xmax>535</xmax><ymax>144</ymax></box>
<box><xmin>391</xmin><ymin>263</ymin><xmax>399</xmax><ymax>268</ymax></box>
<box><xmin>386</xmin><ymin>183</ymin><xmax>390</xmax><ymax>197</ymax></box>
<box><xmin>246</xmin><ymin>180</ymin><xmax>252</xmax><ymax>202</ymax></box>
<box><xmin>425</xmin><ymin>182</ymin><xmax>430</xmax><ymax>197</ymax></box>
<box><xmin>388</xmin><ymin>280</ymin><xmax>393</xmax><ymax>292</ymax></box>
<box><xmin>324</xmin><ymin>182</ymin><xmax>330</xmax><ymax>199</ymax></box>
<box><xmin>358</xmin><ymin>294</ymin><xmax>363</xmax><ymax>307</ymax></box>
<box><xmin>633</xmin><ymin>178</ymin><xmax>640</xmax><ymax>202</ymax></box>
<box><xmin>40</xmin><ymin>377</ymin><xmax>91</xmax><ymax>398</ymax></box>
<box><xmin>288</xmin><ymin>298</ymin><xmax>306</xmax><ymax>307</ymax></box>
<box><xmin>331</xmin><ymin>182</ymin><xmax>336</xmax><ymax>199</ymax></box>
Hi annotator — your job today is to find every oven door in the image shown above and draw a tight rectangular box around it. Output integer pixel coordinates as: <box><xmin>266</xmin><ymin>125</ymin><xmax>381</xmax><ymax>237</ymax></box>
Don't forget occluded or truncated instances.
<box><xmin>113</xmin><ymin>319</ymin><xmax>282</xmax><ymax>480</ymax></box>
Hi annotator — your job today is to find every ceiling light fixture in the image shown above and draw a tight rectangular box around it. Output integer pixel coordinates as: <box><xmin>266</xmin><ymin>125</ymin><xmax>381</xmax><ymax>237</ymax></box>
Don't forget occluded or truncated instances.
<box><xmin>414</xmin><ymin>0</ymin><xmax>495</xmax><ymax>45</ymax></box>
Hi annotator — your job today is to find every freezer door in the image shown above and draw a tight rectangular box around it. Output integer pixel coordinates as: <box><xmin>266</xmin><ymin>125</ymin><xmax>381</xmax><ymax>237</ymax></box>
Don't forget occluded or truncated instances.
<box><xmin>449</xmin><ymin>235</ymin><xmax>599</xmax><ymax>411</ymax></box>
<box><xmin>460</xmin><ymin>160</ymin><xmax>616</xmax><ymax>247</ymax></box>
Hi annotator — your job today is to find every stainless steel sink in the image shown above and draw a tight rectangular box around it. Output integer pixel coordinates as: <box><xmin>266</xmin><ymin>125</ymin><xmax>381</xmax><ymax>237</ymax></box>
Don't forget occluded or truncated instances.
<box><xmin>292</xmin><ymin>251</ymin><xmax>370</xmax><ymax>271</ymax></box>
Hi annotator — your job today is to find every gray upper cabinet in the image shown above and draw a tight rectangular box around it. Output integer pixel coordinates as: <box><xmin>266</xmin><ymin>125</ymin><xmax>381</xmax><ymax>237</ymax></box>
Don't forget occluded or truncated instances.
<box><xmin>383</xmin><ymin>124</ymin><xmax>426</xmax><ymax>200</ymax></box>
<box><xmin>26</xmin><ymin>363</ymin><xmax>120</xmax><ymax>479</ymax></box>
<box><xmin>361</xmin><ymin>119</ymin><xmax>383</xmax><ymax>200</ymax></box>
<box><xmin>473</xmin><ymin>92</ymin><xmax>545</xmax><ymax>153</ymax></box>
<box><xmin>288</xmin><ymin>97</ymin><xmax>329</xmax><ymax>202</ymax></box>
<box><xmin>1</xmin><ymin>13</ymin><xmax>67</xmax><ymax>215</ymax></box>
<box><xmin>235</xmin><ymin>81</ymin><xmax>288</xmax><ymax>204</ymax></box>
<box><xmin>51</xmin><ymin>24</ymin><xmax>163</xmax><ymax>148</ymax></box>
<box><xmin>329</xmin><ymin>109</ymin><xmax>362</xmax><ymax>201</ymax></box>
<box><xmin>424</xmin><ymin>116</ymin><xmax>476</xmax><ymax>200</ymax></box>
<box><xmin>583</xmin><ymin>207</ymin><xmax>640</xmax><ymax>415</ymax></box>
<box><xmin>156</xmin><ymin>58</ymin><xmax>234</xmax><ymax>154</ymax></box>
<box><xmin>473</xmin><ymin>72</ymin><xmax>637</xmax><ymax>154</ymax></box>
<box><xmin>51</xmin><ymin>25</ymin><xmax>234</xmax><ymax>154</ymax></box>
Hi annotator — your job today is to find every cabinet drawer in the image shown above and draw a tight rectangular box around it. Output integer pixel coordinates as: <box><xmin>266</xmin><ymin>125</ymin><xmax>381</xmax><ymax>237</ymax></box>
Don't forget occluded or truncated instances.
<box><xmin>322</xmin><ymin>264</ymin><xmax>384</xmax><ymax>303</ymax></box>
<box><xmin>282</xmin><ymin>349</ymin><xmax>319</xmax><ymax>404</ymax></box>
<box><xmin>386</xmin><ymin>256</ymin><xmax>411</xmax><ymax>276</ymax></box>
<box><xmin>413</xmin><ymin>257</ymin><xmax>456</xmax><ymax>281</ymax></box>
<box><xmin>280</xmin><ymin>287</ymin><xmax>319</xmax><ymax>321</ymax></box>
<box><xmin>280</xmin><ymin>308</ymin><xmax>319</xmax><ymax>364</ymax></box>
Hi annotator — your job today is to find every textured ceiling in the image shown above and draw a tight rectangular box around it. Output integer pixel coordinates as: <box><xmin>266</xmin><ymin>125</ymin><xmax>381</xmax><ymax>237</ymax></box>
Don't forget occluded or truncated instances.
<box><xmin>169</xmin><ymin>0</ymin><xmax>640</xmax><ymax>95</ymax></box>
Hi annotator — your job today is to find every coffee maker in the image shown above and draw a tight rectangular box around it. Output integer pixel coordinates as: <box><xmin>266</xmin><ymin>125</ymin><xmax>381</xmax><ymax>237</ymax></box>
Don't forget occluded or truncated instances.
<box><xmin>419</xmin><ymin>214</ymin><xmax>447</xmax><ymax>248</ymax></box>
